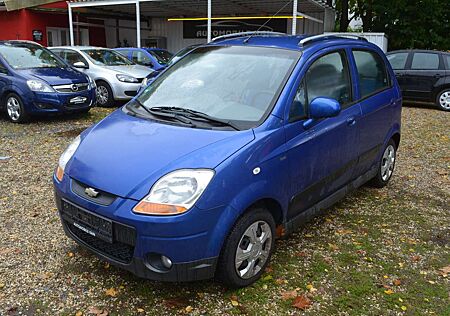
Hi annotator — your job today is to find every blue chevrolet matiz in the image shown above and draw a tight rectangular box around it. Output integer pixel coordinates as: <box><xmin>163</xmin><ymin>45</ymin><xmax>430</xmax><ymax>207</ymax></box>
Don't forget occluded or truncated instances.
<box><xmin>53</xmin><ymin>33</ymin><xmax>402</xmax><ymax>287</ymax></box>
<box><xmin>0</xmin><ymin>41</ymin><xmax>96</xmax><ymax>123</ymax></box>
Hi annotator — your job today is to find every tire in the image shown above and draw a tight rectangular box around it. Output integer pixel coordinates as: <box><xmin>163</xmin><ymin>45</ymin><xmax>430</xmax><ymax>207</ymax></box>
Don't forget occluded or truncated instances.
<box><xmin>96</xmin><ymin>81</ymin><xmax>114</xmax><ymax>107</ymax></box>
<box><xmin>436</xmin><ymin>89</ymin><xmax>450</xmax><ymax>111</ymax></box>
<box><xmin>5</xmin><ymin>93</ymin><xmax>28</xmax><ymax>123</ymax></box>
<box><xmin>216</xmin><ymin>208</ymin><xmax>275</xmax><ymax>288</ymax></box>
<box><xmin>369</xmin><ymin>139</ymin><xmax>397</xmax><ymax>188</ymax></box>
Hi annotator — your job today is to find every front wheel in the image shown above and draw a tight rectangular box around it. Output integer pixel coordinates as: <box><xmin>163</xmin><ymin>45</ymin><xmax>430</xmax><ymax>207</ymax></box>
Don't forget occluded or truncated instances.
<box><xmin>5</xmin><ymin>93</ymin><xmax>28</xmax><ymax>123</ymax></box>
<box><xmin>436</xmin><ymin>89</ymin><xmax>450</xmax><ymax>111</ymax></box>
<box><xmin>369</xmin><ymin>139</ymin><xmax>397</xmax><ymax>188</ymax></box>
<box><xmin>96</xmin><ymin>81</ymin><xmax>114</xmax><ymax>107</ymax></box>
<box><xmin>216</xmin><ymin>208</ymin><xmax>275</xmax><ymax>288</ymax></box>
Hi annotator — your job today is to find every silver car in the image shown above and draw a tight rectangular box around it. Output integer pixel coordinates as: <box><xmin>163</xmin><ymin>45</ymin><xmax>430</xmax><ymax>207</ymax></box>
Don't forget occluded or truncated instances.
<box><xmin>50</xmin><ymin>46</ymin><xmax>153</xmax><ymax>107</ymax></box>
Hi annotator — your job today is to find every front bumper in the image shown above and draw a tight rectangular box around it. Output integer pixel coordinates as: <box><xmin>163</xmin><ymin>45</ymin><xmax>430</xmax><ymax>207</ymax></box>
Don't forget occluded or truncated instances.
<box><xmin>53</xmin><ymin>175</ymin><xmax>222</xmax><ymax>282</ymax></box>
<box><xmin>110</xmin><ymin>81</ymin><xmax>142</xmax><ymax>100</ymax></box>
<box><xmin>23</xmin><ymin>87</ymin><xmax>96</xmax><ymax>114</ymax></box>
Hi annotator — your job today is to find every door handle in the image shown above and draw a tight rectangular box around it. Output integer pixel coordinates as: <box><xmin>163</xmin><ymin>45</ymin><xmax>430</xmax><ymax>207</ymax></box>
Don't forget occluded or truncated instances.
<box><xmin>434</xmin><ymin>74</ymin><xmax>442</xmax><ymax>78</ymax></box>
<box><xmin>346</xmin><ymin>117</ymin><xmax>356</xmax><ymax>126</ymax></box>
<box><xmin>395</xmin><ymin>72</ymin><xmax>403</xmax><ymax>77</ymax></box>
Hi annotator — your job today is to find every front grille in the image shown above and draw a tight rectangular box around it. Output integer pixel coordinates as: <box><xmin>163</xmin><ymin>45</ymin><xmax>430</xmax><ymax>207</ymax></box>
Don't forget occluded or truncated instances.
<box><xmin>54</xmin><ymin>83</ymin><xmax>89</xmax><ymax>93</ymax></box>
<box><xmin>67</xmin><ymin>223</ymin><xmax>135</xmax><ymax>263</ymax></box>
<box><xmin>61</xmin><ymin>200</ymin><xmax>136</xmax><ymax>263</ymax></box>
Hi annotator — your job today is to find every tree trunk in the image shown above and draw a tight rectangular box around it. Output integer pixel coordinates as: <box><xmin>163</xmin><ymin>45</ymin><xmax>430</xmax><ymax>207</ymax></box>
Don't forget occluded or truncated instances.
<box><xmin>339</xmin><ymin>0</ymin><xmax>350</xmax><ymax>32</ymax></box>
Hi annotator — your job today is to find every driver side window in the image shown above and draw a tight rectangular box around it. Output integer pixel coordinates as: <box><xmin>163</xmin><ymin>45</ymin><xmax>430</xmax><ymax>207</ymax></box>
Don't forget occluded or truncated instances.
<box><xmin>289</xmin><ymin>51</ymin><xmax>352</xmax><ymax>122</ymax></box>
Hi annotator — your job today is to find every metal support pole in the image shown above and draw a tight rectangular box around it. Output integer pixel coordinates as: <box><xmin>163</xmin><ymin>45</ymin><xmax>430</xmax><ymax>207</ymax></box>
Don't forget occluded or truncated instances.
<box><xmin>207</xmin><ymin>0</ymin><xmax>211</xmax><ymax>43</ymax></box>
<box><xmin>136</xmin><ymin>0</ymin><xmax>141</xmax><ymax>47</ymax></box>
<box><xmin>68</xmin><ymin>3</ymin><xmax>74</xmax><ymax>46</ymax></box>
<box><xmin>292</xmin><ymin>0</ymin><xmax>298</xmax><ymax>35</ymax></box>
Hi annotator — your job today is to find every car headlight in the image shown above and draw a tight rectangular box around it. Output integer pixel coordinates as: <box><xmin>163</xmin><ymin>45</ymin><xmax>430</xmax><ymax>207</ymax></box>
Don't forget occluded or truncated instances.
<box><xmin>55</xmin><ymin>135</ymin><xmax>81</xmax><ymax>181</ymax></box>
<box><xmin>27</xmin><ymin>80</ymin><xmax>54</xmax><ymax>93</ymax></box>
<box><xmin>133</xmin><ymin>169</ymin><xmax>215</xmax><ymax>215</ymax></box>
<box><xmin>116</xmin><ymin>74</ymin><xmax>138</xmax><ymax>83</ymax></box>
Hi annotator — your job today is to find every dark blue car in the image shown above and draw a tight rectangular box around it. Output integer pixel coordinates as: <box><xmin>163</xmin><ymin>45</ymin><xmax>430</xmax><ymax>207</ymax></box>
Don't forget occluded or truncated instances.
<box><xmin>0</xmin><ymin>41</ymin><xmax>96</xmax><ymax>123</ymax></box>
<box><xmin>53</xmin><ymin>33</ymin><xmax>402</xmax><ymax>287</ymax></box>
<box><xmin>114</xmin><ymin>47</ymin><xmax>173</xmax><ymax>71</ymax></box>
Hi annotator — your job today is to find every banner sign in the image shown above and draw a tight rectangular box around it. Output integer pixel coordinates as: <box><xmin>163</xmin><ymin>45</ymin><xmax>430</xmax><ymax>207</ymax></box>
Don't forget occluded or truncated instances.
<box><xmin>183</xmin><ymin>19</ymin><xmax>288</xmax><ymax>39</ymax></box>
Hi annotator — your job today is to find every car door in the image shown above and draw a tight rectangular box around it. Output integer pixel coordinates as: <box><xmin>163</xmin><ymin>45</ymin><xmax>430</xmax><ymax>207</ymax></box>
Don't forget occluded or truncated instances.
<box><xmin>284</xmin><ymin>49</ymin><xmax>361</xmax><ymax>220</ymax></box>
<box><xmin>386</xmin><ymin>51</ymin><xmax>410</xmax><ymax>97</ymax></box>
<box><xmin>405</xmin><ymin>51</ymin><xmax>444</xmax><ymax>102</ymax></box>
<box><xmin>350</xmin><ymin>48</ymin><xmax>398</xmax><ymax>176</ymax></box>
<box><xmin>0</xmin><ymin>59</ymin><xmax>9</xmax><ymax>102</ymax></box>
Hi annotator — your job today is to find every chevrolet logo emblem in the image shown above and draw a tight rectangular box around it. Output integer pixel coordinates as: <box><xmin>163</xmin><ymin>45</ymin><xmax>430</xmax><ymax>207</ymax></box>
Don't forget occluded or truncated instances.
<box><xmin>85</xmin><ymin>187</ymin><xmax>99</xmax><ymax>198</ymax></box>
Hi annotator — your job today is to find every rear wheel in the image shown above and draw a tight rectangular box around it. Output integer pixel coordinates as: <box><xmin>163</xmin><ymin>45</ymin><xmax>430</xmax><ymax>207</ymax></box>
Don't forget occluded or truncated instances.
<box><xmin>96</xmin><ymin>81</ymin><xmax>114</xmax><ymax>107</ymax></box>
<box><xmin>216</xmin><ymin>208</ymin><xmax>275</xmax><ymax>288</ymax></box>
<box><xmin>369</xmin><ymin>139</ymin><xmax>397</xmax><ymax>188</ymax></box>
<box><xmin>436</xmin><ymin>89</ymin><xmax>450</xmax><ymax>111</ymax></box>
<box><xmin>5</xmin><ymin>93</ymin><xmax>28</xmax><ymax>123</ymax></box>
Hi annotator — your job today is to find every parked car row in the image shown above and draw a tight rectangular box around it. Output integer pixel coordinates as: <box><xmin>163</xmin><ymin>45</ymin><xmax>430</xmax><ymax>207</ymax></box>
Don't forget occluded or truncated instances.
<box><xmin>0</xmin><ymin>41</ymin><xmax>173</xmax><ymax>122</ymax></box>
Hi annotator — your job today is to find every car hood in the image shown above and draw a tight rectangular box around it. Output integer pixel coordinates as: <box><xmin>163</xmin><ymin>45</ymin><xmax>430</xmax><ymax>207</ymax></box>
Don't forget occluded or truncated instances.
<box><xmin>105</xmin><ymin>65</ymin><xmax>153</xmax><ymax>79</ymax></box>
<box><xmin>66</xmin><ymin>109</ymin><xmax>254</xmax><ymax>200</ymax></box>
<box><xmin>16</xmin><ymin>67</ymin><xmax>87</xmax><ymax>85</ymax></box>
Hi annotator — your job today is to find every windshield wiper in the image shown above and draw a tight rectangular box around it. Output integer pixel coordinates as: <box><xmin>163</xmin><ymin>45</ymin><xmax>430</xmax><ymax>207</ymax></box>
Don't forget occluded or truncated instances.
<box><xmin>149</xmin><ymin>106</ymin><xmax>240</xmax><ymax>131</ymax></box>
<box><xmin>132</xmin><ymin>101</ymin><xmax>196</xmax><ymax>127</ymax></box>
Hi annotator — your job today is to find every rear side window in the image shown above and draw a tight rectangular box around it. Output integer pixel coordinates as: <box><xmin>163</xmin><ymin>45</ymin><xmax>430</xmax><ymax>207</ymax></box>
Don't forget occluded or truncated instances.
<box><xmin>411</xmin><ymin>53</ymin><xmax>439</xmax><ymax>70</ymax></box>
<box><xmin>387</xmin><ymin>52</ymin><xmax>409</xmax><ymax>70</ymax></box>
<box><xmin>117</xmin><ymin>49</ymin><xmax>131</xmax><ymax>57</ymax></box>
<box><xmin>289</xmin><ymin>51</ymin><xmax>352</xmax><ymax>121</ymax></box>
<box><xmin>445</xmin><ymin>55</ymin><xmax>450</xmax><ymax>70</ymax></box>
<box><xmin>353</xmin><ymin>50</ymin><xmax>390</xmax><ymax>98</ymax></box>
<box><xmin>64</xmin><ymin>50</ymin><xmax>87</xmax><ymax>66</ymax></box>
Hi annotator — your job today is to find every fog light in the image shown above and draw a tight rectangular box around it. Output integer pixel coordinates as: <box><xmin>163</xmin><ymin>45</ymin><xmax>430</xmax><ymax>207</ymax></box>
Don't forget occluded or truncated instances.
<box><xmin>161</xmin><ymin>255</ymin><xmax>172</xmax><ymax>269</ymax></box>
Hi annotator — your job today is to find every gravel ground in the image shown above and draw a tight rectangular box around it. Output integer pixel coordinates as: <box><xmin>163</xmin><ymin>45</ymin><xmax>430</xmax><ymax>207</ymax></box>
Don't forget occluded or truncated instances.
<box><xmin>0</xmin><ymin>105</ymin><xmax>449</xmax><ymax>316</ymax></box>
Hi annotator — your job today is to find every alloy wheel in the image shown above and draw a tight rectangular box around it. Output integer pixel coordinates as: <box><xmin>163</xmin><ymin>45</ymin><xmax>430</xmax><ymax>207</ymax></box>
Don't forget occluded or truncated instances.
<box><xmin>381</xmin><ymin>144</ymin><xmax>395</xmax><ymax>181</ymax></box>
<box><xmin>97</xmin><ymin>85</ymin><xmax>109</xmax><ymax>105</ymax></box>
<box><xmin>6</xmin><ymin>96</ymin><xmax>21</xmax><ymax>121</ymax></box>
<box><xmin>438</xmin><ymin>91</ymin><xmax>450</xmax><ymax>110</ymax></box>
<box><xmin>235</xmin><ymin>220</ymin><xmax>272</xmax><ymax>279</ymax></box>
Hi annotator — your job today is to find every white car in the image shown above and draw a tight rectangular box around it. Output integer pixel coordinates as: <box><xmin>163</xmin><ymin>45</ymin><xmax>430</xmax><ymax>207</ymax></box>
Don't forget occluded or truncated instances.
<box><xmin>51</xmin><ymin>46</ymin><xmax>153</xmax><ymax>107</ymax></box>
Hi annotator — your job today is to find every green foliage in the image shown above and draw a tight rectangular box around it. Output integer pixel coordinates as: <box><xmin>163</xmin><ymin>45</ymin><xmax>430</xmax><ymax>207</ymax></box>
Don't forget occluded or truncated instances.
<box><xmin>334</xmin><ymin>0</ymin><xmax>450</xmax><ymax>50</ymax></box>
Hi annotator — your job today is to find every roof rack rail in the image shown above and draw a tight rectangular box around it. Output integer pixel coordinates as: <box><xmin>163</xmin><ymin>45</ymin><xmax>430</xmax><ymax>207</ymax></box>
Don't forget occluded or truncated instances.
<box><xmin>211</xmin><ymin>31</ymin><xmax>287</xmax><ymax>43</ymax></box>
<box><xmin>299</xmin><ymin>34</ymin><xmax>368</xmax><ymax>47</ymax></box>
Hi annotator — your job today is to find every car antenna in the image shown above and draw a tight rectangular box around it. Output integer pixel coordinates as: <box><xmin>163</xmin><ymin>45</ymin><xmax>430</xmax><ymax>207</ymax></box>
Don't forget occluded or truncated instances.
<box><xmin>243</xmin><ymin>0</ymin><xmax>293</xmax><ymax>44</ymax></box>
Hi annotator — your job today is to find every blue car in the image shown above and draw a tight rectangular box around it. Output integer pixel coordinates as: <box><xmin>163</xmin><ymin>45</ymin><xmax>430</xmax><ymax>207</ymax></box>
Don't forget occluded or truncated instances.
<box><xmin>53</xmin><ymin>33</ymin><xmax>402</xmax><ymax>287</ymax></box>
<box><xmin>0</xmin><ymin>41</ymin><xmax>96</xmax><ymax>123</ymax></box>
<box><xmin>114</xmin><ymin>47</ymin><xmax>173</xmax><ymax>71</ymax></box>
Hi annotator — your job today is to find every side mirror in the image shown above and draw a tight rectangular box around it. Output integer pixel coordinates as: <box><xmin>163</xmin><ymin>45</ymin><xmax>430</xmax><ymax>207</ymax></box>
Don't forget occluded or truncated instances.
<box><xmin>73</xmin><ymin>61</ymin><xmax>88</xmax><ymax>69</ymax></box>
<box><xmin>303</xmin><ymin>97</ymin><xmax>341</xmax><ymax>129</ymax></box>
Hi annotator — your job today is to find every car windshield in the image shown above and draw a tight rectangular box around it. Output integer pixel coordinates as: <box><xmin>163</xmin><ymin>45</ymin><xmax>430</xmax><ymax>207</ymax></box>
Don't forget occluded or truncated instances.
<box><xmin>148</xmin><ymin>49</ymin><xmax>173</xmax><ymax>65</ymax></box>
<box><xmin>136</xmin><ymin>46</ymin><xmax>300</xmax><ymax>126</ymax></box>
<box><xmin>82</xmin><ymin>49</ymin><xmax>133</xmax><ymax>66</ymax></box>
<box><xmin>168</xmin><ymin>45</ymin><xmax>197</xmax><ymax>66</ymax></box>
<box><xmin>0</xmin><ymin>42</ymin><xmax>65</xmax><ymax>69</ymax></box>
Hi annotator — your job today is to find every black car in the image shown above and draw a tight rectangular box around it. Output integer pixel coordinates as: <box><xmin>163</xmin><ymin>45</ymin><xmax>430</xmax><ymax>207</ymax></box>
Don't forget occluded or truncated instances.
<box><xmin>386</xmin><ymin>50</ymin><xmax>450</xmax><ymax>111</ymax></box>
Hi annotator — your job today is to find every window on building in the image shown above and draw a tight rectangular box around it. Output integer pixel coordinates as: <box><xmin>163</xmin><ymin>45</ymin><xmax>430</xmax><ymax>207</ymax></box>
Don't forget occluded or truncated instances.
<box><xmin>353</xmin><ymin>50</ymin><xmax>389</xmax><ymax>98</ymax></box>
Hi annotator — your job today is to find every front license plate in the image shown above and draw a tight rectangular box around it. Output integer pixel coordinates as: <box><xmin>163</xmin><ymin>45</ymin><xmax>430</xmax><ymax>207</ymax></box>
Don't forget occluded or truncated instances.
<box><xmin>60</xmin><ymin>200</ymin><xmax>113</xmax><ymax>243</ymax></box>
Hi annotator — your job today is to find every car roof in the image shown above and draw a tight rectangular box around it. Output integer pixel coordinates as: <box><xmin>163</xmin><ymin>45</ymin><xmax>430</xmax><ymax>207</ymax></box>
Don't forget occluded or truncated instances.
<box><xmin>0</xmin><ymin>40</ymin><xmax>43</xmax><ymax>46</ymax></box>
<box><xmin>49</xmin><ymin>46</ymin><xmax>109</xmax><ymax>50</ymax></box>
<box><xmin>209</xmin><ymin>34</ymin><xmax>378</xmax><ymax>54</ymax></box>
<box><xmin>387</xmin><ymin>49</ymin><xmax>448</xmax><ymax>55</ymax></box>
<box><xmin>114</xmin><ymin>47</ymin><xmax>168</xmax><ymax>51</ymax></box>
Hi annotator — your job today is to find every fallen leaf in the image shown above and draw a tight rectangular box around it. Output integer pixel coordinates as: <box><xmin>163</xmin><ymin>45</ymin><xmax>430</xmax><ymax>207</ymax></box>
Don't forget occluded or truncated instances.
<box><xmin>105</xmin><ymin>287</ymin><xmax>117</xmax><ymax>297</ymax></box>
<box><xmin>275</xmin><ymin>278</ymin><xmax>288</xmax><ymax>285</ymax></box>
<box><xmin>438</xmin><ymin>265</ymin><xmax>450</xmax><ymax>277</ymax></box>
<box><xmin>328</xmin><ymin>243</ymin><xmax>339</xmax><ymax>251</ymax></box>
<box><xmin>231</xmin><ymin>300</ymin><xmax>239</xmax><ymax>307</ymax></box>
<box><xmin>292</xmin><ymin>295</ymin><xmax>312</xmax><ymax>310</ymax></box>
<box><xmin>296</xmin><ymin>251</ymin><xmax>307</xmax><ymax>257</ymax></box>
<box><xmin>0</xmin><ymin>283</ymin><xmax>4</xmax><ymax>289</ymax></box>
<box><xmin>104</xmin><ymin>263</ymin><xmax>110</xmax><ymax>269</ymax></box>
<box><xmin>68</xmin><ymin>252</ymin><xmax>74</xmax><ymax>257</ymax></box>
<box><xmin>137</xmin><ymin>308</ymin><xmax>145</xmax><ymax>313</ymax></box>
<box><xmin>75</xmin><ymin>312</ymin><xmax>82</xmax><ymax>316</ymax></box>
<box><xmin>185</xmin><ymin>306</ymin><xmax>193</xmax><ymax>313</ymax></box>
<box><xmin>275</xmin><ymin>225</ymin><xmax>285</xmax><ymax>237</ymax></box>
<box><xmin>163</xmin><ymin>298</ymin><xmax>188</xmax><ymax>309</ymax></box>
<box><xmin>304</xmin><ymin>234</ymin><xmax>314</xmax><ymax>238</ymax></box>
<box><xmin>384</xmin><ymin>289</ymin><xmax>394</xmax><ymax>295</ymax></box>
<box><xmin>87</xmin><ymin>306</ymin><xmax>103</xmax><ymax>315</ymax></box>
<box><xmin>401</xmin><ymin>306</ymin><xmax>407</xmax><ymax>311</ymax></box>
<box><xmin>393</xmin><ymin>279</ymin><xmax>402</xmax><ymax>286</ymax></box>
<box><xmin>265</xmin><ymin>266</ymin><xmax>273</xmax><ymax>273</ymax></box>
<box><xmin>280</xmin><ymin>290</ymin><xmax>298</xmax><ymax>300</ymax></box>
<box><xmin>306</xmin><ymin>284</ymin><xmax>317</xmax><ymax>293</ymax></box>
<box><xmin>336</xmin><ymin>229</ymin><xmax>352</xmax><ymax>235</ymax></box>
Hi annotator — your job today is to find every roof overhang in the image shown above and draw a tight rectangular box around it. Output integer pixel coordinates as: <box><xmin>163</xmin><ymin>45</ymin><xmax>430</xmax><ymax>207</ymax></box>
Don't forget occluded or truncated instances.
<box><xmin>3</xmin><ymin>0</ymin><xmax>60</xmax><ymax>11</ymax></box>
